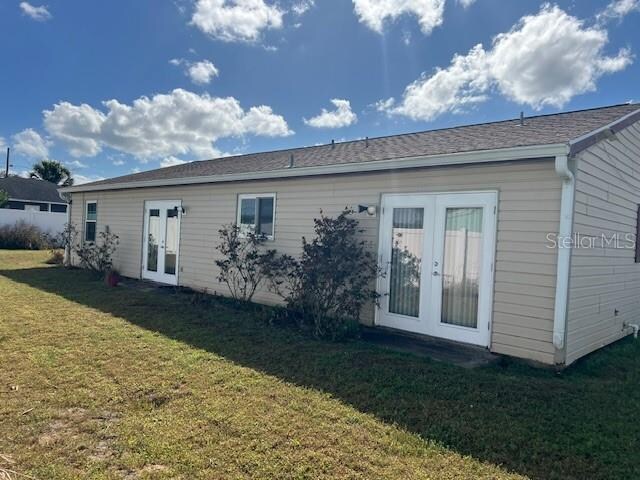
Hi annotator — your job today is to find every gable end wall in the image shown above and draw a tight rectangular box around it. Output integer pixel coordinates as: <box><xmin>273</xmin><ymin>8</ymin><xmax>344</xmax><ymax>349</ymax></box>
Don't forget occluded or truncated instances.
<box><xmin>567</xmin><ymin>121</ymin><xmax>640</xmax><ymax>365</ymax></box>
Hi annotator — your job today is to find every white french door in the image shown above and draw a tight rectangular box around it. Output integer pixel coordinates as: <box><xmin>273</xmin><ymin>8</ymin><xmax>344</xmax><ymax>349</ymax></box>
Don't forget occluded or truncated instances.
<box><xmin>142</xmin><ymin>200</ymin><xmax>182</xmax><ymax>285</ymax></box>
<box><xmin>377</xmin><ymin>191</ymin><xmax>497</xmax><ymax>347</ymax></box>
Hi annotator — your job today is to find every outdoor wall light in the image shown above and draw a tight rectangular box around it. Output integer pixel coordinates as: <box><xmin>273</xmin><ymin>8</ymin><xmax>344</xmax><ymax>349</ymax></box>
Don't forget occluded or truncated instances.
<box><xmin>173</xmin><ymin>206</ymin><xmax>187</xmax><ymax>216</ymax></box>
<box><xmin>358</xmin><ymin>204</ymin><xmax>377</xmax><ymax>217</ymax></box>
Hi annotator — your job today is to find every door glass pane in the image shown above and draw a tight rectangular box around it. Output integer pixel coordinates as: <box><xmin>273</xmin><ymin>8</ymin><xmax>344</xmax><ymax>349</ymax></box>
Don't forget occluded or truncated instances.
<box><xmin>258</xmin><ymin>197</ymin><xmax>274</xmax><ymax>237</ymax></box>
<box><xmin>389</xmin><ymin>208</ymin><xmax>424</xmax><ymax>317</ymax></box>
<box><xmin>441</xmin><ymin>207</ymin><xmax>483</xmax><ymax>328</ymax></box>
<box><xmin>165</xmin><ymin>209</ymin><xmax>179</xmax><ymax>275</ymax></box>
<box><xmin>147</xmin><ymin>209</ymin><xmax>160</xmax><ymax>272</ymax></box>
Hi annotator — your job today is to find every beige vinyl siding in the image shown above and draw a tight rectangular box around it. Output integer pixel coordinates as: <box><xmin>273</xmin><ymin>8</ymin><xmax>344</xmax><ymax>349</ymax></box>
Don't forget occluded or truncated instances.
<box><xmin>566</xmin><ymin>122</ymin><xmax>640</xmax><ymax>365</ymax></box>
<box><xmin>70</xmin><ymin>158</ymin><xmax>561</xmax><ymax>364</ymax></box>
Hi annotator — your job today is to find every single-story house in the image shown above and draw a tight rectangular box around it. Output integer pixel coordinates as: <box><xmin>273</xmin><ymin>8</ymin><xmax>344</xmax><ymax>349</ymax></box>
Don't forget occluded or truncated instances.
<box><xmin>0</xmin><ymin>176</ymin><xmax>69</xmax><ymax>235</ymax></box>
<box><xmin>0</xmin><ymin>175</ymin><xmax>68</xmax><ymax>213</ymax></box>
<box><xmin>60</xmin><ymin>103</ymin><xmax>640</xmax><ymax>367</ymax></box>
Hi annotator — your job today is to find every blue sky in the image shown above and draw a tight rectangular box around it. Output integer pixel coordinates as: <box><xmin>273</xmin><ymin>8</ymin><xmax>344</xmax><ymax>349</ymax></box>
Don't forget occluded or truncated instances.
<box><xmin>0</xmin><ymin>0</ymin><xmax>638</xmax><ymax>183</ymax></box>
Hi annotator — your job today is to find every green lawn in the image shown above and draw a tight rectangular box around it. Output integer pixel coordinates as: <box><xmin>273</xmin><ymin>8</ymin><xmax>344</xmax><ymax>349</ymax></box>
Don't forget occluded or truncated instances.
<box><xmin>0</xmin><ymin>251</ymin><xmax>639</xmax><ymax>479</ymax></box>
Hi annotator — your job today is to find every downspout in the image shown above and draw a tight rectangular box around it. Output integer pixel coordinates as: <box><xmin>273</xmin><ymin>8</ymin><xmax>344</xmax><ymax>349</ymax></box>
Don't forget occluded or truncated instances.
<box><xmin>553</xmin><ymin>154</ymin><xmax>574</xmax><ymax>350</ymax></box>
<box><xmin>64</xmin><ymin>197</ymin><xmax>72</xmax><ymax>267</ymax></box>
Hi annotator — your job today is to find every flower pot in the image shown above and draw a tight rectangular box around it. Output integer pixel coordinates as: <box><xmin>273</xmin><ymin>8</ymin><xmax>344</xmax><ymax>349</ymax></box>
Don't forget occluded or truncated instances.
<box><xmin>105</xmin><ymin>270</ymin><xmax>121</xmax><ymax>287</ymax></box>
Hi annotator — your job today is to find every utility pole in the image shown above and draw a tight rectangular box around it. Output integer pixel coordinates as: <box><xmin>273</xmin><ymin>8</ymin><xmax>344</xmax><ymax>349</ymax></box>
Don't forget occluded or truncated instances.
<box><xmin>4</xmin><ymin>148</ymin><xmax>10</xmax><ymax>177</ymax></box>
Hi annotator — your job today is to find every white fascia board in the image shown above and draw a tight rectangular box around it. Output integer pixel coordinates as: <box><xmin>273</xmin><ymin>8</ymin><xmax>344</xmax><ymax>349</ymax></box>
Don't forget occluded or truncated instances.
<box><xmin>60</xmin><ymin>143</ymin><xmax>569</xmax><ymax>194</ymax></box>
<box><xmin>569</xmin><ymin>107</ymin><xmax>640</xmax><ymax>151</ymax></box>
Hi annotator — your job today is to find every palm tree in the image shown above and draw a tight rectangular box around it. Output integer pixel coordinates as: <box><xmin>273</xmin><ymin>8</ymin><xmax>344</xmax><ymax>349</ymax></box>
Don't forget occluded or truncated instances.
<box><xmin>29</xmin><ymin>160</ymin><xmax>74</xmax><ymax>186</ymax></box>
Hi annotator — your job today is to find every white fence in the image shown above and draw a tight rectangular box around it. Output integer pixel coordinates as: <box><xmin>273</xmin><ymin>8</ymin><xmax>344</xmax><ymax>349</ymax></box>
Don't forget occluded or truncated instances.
<box><xmin>0</xmin><ymin>209</ymin><xmax>67</xmax><ymax>235</ymax></box>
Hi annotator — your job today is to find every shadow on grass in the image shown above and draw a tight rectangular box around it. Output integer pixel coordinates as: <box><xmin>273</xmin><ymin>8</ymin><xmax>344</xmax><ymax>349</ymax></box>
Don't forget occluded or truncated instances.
<box><xmin>3</xmin><ymin>265</ymin><xmax>640</xmax><ymax>480</ymax></box>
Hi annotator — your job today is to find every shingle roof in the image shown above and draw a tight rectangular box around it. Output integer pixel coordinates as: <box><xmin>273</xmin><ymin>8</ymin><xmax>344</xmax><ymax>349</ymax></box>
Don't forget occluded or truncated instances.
<box><xmin>0</xmin><ymin>176</ymin><xmax>67</xmax><ymax>203</ymax></box>
<box><xmin>80</xmin><ymin>103</ymin><xmax>640</xmax><ymax>189</ymax></box>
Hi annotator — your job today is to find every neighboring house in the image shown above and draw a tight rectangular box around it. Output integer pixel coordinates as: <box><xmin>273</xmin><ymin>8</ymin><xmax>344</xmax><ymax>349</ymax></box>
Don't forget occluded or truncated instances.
<box><xmin>60</xmin><ymin>103</ymin><xmax>640</xmax><ymax>367</ymax></box>
<box><xmin>0</xmin><ymin>176</ymin><xmax>69</xmax><ymax>235</ymax></box>
<box><xmin>0</xmin><ymin>175</ymin><xmax>68</xmax><ymax>213</ymax></box>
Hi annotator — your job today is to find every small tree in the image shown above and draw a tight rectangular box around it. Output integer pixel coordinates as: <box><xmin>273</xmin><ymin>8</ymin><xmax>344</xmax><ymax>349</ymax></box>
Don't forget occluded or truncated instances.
<box><xmin>266</xmin><ymin>209</ymin><xmax>382</xmax><ymax>339</ymax></box>
<box><xmin>215</xmin><ymin>224</ymin><xmax>276</xmax><ymax>302</ymax></box>
<box><xmin>74</xmin><ymin>228</ymin><xmax>119</xmax><ymax>274</ymax></box>
<box><xmin>0</xmin><ymin>189</ymin><xmax>8</xmax><ymax>208</ymax></box>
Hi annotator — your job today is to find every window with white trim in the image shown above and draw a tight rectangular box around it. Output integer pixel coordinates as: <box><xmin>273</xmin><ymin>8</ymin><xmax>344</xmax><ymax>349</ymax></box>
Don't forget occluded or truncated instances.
<box><xmin>85</xmin><ymin>201</ymin><xmax>97</xmax><ymax>242</ymax></box>
<box><xmin>237</xmin><ymin>194</ymin><xmax>276</xmax><ymax>239</ymax></box>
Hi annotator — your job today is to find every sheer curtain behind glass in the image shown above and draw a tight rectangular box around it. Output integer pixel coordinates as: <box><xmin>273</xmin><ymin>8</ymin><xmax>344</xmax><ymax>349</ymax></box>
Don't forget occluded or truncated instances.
<box><xmin>441</xmin><ymin>208</ymin><xmax>483</xmax><ymax>328</ymax></box>
<box><xmin>388</xmin><ymin>208</ymin><xmax>424</xmax><ymax>318</ymax></box>
<box><xmin>165</xmin><ymin>209</ymin><xmax>178</xmax><ymax>275</ymax></box>
<box><xmin>147</xmin><ymin>209</ymin><xmax>160</xmax><ymax>272</ymax></box>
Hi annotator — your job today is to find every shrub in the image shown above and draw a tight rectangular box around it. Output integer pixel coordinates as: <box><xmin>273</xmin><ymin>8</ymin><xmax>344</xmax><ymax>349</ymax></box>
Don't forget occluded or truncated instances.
<box><xmin>266</xmin><ymin>209</ymin><xmax>382</xmax><ymax>340</ymax></box>
<box><xmin>74</xmin><ymin>228</ymin><xmax>120</xmax><ymax>274</ymax></box>
<box><xmin>0</xmin><ymin>221</ymin><xmax>52</xmax><ymax>250</ymax></box>
<box><xmin>46</xmin><ymin>249</ymin><xmax>64</xmax><ymax>265</ymax></box>
<box><xmin>0</xmin><ymin>190</ymin><xmax>8</xmax><ymax>208</ymax></box>
<box><xmin>215</xmin><ymin>224</ymin><xmax>276</xmax><ymax>302</ymax></box>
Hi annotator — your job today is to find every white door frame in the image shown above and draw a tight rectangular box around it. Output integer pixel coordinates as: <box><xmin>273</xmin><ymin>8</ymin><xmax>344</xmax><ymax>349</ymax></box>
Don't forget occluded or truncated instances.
<box><xmin>377</xmin><ymin>194</ymin><xmax>436</xmax><ymax>335</ymax></box>
<box><xmin>429</xmin><ymin>192</ymin><xmax>497</xmax><ymax>346</ymax></box>
<box><xmin>375</xmin><ymin>190</ymin><xmax>497</xmax><ymax>347</ymax></box>
<box><xmin>142</xmin><ymin>200</ymin><xmax>182</xmax><ymax>285</ymax></box>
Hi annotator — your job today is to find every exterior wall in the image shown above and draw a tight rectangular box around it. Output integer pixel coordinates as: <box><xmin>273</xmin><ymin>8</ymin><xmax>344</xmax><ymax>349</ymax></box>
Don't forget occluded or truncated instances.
<box><xmin>70</xmin><ymin>159</ymin><xmax>562</xmax><ymax>364</ymax></box>
<box><xmin>566</xmin><ymin>122</ymin><xmax>640</xmax><ymax>365</ymax></box>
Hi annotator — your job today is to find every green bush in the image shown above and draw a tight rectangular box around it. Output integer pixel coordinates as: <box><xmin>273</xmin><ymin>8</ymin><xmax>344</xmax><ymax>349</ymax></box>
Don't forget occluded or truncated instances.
<box><xmin>0</xmin><ymin>221</ymin><xmax>52</xmax><ymax>250</ymax></box>
<box><xmin>266</xmin><ymin>209</ymin><xmax>381</xmax><ymax>340</ymax></box>
<box><xmin>74</xmin><ymin>228</ymin><xmax>120</xmax><ymax>274</ymax></box>
<box><xmin>215</xmin><ymin>224</ymin><xmax>276</xmax><ymax>302</ymax></box>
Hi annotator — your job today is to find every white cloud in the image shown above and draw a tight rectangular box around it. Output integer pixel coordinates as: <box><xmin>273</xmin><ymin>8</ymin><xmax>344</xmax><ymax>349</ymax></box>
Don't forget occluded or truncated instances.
<box><xmin>383</xmin><ymin>5</ymin><xmax>633</xmax><ymax>120</ymax></box>
<box><xmin>188</xmin><ymin>60</ymin><xmax>220</xmax><ymax>84</ymax></box>
<box><xmin>72</xmin><ymin>174</ymin><xmax>105</xmax><ymax>185</ymax></box>
<box><xmin>390</xmin><ymin>44</ymin><xmax>489</xmax><ymax>120</ymax></box>
<box><xmin>352</xmin><ymin>0</ymin><xmax>445</xmax><ymax>35</ymax></box>
<box><xmin>12</xmin><ymin>129</ymin><xmax>50</xmax><ymax>159</ymax></box>
<box><xmin>292</xmin><ymin>0</ymin><xmax>314</xmax><ymax>15</ymax></box>
<box><xmin>171</xmin><ymin>58</ymin><xmax>220</xmax><ymax>85</ymax></box>
<box><xmin>112</xmin><ymin>159</ymin><xmax>125</xmax><ymax>166</ymax></box>
<box><xmin>457</xmin><ymin>0</ymin><xmax>475</xmax><ymax>7</ymax></box>
<box><xmin>160</xmin><ymin>156</ymin><xmax>188</xmax><ymax>168</ymax></box>
<box><xmin>66</xmin><ymin>160</ymin><xmax>87</xmax><ymax>169</ymax></box>
<box><xmin>488</xmin><ymin>5</ymin><xmax>632</xmax><ymax>108</ymax></box>
<box><xmin>43</xmin><ymin>88</ymin><xmax>293</xmax><ymax>161</ymax></box>
<box><xmin>42</xmin><ymin>102</ymin><xmax>105</xmax><ymax>157</ymax></box>
<box><xmin>304</xmin><ymin>99</ymin><xmax>358</xmax><ymax>129</ymax></box>
<box><xmin>191</xmin><ymin>0</ymin><xmax>284</xmax><ymax>43</ymax></box>
<box><xmin>374</xmin><ymin>97</ymin><xmax>396</xmax><ymax>112</ymax></box>
<box><xmin>597</xmin><ymin>0</ymin><xmax>639</xmax><ymax>23</ymax></box>
<box><xmin>19</xmin><ymin>2</ymin><xmax>52</xmax><ymax>21</ymax></box>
